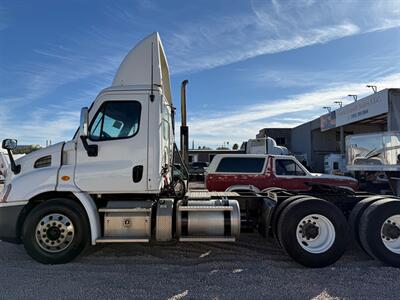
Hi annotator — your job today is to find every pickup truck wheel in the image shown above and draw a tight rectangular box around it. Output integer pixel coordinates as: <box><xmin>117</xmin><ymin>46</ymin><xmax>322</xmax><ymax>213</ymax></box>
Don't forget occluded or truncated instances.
<box><xmin>277</xmin><ymin>198</ymin><xmax>348</xmax><ymax>268</ymax></box>
<box><xmin>348</xmin><ymin>195</ymin><xmax>387</xmax><ymax>253</ymax></box>
<box><xmin>272</xmin><ymin>195</ymin><xmax>315</xmax><ymax>245</ymax></box>
<box><xmin>359</xmin><ymin>198</ymin><xmax>400</xmax><ymax>266</ymax></box>
<box><xmin>22</xmin><ymin>199</ymin><xmax>90</xmax><ymax>264</ymax></box>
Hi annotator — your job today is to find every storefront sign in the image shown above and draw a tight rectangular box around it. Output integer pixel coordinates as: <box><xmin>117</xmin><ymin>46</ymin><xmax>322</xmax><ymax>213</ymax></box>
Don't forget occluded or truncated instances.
<box><xmin>320</xmin><ymin>111</ymin><xmax>336</xmax><ymax>131</ymax></box>
<box><xmin>320</xmin><ymin>90</ymin><xmax>388</xmax><ymax>132</ymax></box>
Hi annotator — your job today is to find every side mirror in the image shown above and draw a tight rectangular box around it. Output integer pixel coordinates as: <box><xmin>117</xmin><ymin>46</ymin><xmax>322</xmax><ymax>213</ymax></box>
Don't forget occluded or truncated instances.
<box><xmin>79</xmin><ymin>107</ymin><xmax>98</xmax><ymax>157</ymax></box>
<box><xmin>2</xmin><ymin>139</ymin><xmax>17</xmax><ymax>150</ymax></box>
<box><xmin>2</xmin><ymin>139</ymin><xmax>20</xmax><ymax>174</ymax></box>
<box><xmin>80</xmin><ymin>107</ymin><xmax>89</xmax><ymax>137</ymax></box>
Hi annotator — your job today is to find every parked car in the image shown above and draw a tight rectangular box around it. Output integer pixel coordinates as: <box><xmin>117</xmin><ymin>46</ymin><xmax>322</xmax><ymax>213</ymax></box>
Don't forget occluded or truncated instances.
<box><xmin>205</xmin><ymin>154</ymin><xmax>358</xmax><ymax>192</ymax></box>
<box><xmin>189</xmin><ymin>161</ymin><xmax>209</xmax><ymax>180</ymax></box>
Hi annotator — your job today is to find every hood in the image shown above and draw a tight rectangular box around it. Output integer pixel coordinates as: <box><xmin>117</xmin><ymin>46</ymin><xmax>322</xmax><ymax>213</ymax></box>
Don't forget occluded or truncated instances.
<box><xmin>311</xmin><ymin>172</ymin><xmax>358</xmax><ymax>182</ymax></box>
<box><xmin>5</xmin><ymin>142</ymin><xmax>64</xmax><ymax>183</ymax></box>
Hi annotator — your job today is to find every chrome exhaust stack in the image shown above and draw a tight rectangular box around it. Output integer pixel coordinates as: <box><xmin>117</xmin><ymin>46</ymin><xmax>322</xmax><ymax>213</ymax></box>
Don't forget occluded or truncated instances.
<box><xmin>180</xmin><ymin>80</ymin><xmax>189</xmax><ymax>168</ymax></box>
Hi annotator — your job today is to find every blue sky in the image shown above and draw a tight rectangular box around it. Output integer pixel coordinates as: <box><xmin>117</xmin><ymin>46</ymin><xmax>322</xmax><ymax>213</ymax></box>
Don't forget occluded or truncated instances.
<box><xmin>0</xmin><ymin>0</ymin><xmax>399</xmax><ymax>148</ymax></box>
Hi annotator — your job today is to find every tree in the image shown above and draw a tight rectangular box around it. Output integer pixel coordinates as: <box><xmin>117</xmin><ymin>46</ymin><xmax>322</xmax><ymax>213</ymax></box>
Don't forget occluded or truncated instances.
<box><xmin>232</xmin><ymin>143</ymin><xmax>239</xmax><ymax>150</ymax></box>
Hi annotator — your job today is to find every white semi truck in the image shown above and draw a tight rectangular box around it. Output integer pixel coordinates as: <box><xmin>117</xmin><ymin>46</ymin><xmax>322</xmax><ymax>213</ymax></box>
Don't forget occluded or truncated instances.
<box><xmin>245</xmin><ymin>137</ymin><xmax>289</xmax><ymax>155</ymax></box>
<box><xmin>1</xmin><ymin>33</ymin><xmax>400</xmax><ymax>268</ymax></box>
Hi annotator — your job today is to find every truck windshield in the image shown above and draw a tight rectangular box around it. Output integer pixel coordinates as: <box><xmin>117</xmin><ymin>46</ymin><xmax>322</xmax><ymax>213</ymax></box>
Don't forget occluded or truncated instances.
<box><xmin>90</xmin><ymin>101</ymin><xmax>141</xmax><ymax>141</ymax></box>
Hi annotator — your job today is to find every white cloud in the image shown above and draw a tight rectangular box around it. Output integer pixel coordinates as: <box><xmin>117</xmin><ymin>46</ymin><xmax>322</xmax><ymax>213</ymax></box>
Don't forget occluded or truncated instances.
<box><xmin>1</xmin><ymin>0</ymin><xmax>399</xmax><ymax>147</ymax></box>
<box><xmin>166</xmin><ymin>0</ymin><xmax>400</xmax><ymax>74</ymax></box>
<box><xmin>188</xmin><ymin>73</ymin><xmax>400</xmax><ymax>148</ymax></box>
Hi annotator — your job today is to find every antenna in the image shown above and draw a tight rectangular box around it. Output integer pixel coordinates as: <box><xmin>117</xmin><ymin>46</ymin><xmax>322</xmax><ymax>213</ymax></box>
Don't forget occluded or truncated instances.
<box><xmin>150</xmin><ymin>42</ymin><xmax>155</xmax><ymax>102</ymax></box>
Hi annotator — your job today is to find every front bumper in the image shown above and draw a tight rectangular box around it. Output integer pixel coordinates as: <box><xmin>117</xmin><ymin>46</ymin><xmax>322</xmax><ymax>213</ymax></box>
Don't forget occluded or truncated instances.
<box><xmin>0</xmin><ymin>203</ymin><xmax>25</xmax><ymax>243</ymax></box>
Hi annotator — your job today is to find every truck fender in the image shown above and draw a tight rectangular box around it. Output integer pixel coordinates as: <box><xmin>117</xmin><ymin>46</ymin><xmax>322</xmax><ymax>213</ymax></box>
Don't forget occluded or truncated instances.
<box><xmin>225</xmin><ymin>185</ymin><xmax>260</xmax><ymax>193</ymax></box>
<box><xmin>73</xmin><ymin>192</ymin><xmax>101</xmax><ymax>245</ymax></box>
<box><xmin>338</xmin><ymin>186</ymin><xmax>355</xmax><ymax>192</ymax></box>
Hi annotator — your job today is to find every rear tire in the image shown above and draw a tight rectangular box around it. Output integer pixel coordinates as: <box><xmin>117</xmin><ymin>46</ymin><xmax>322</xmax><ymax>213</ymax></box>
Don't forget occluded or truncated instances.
<box><xmin>348</xmin><ymin>195</ymin><xmax>387</xmax><ymax>253</ymax></box>
<box><xmin>277</xmin><ymin>198</ymin><xmax>348</xmax><ymax>268</ymax></box>
<box><xmin>359</xmin><ymin>198</ymin><xmax>400</xmax><ymax>267</ymax></box>
<box><xmin>272</xmin><ymin>195</ymin><xmax>315</xmax><ymax>245</ymax></box>
<box><xmin>22</xmin><ymin>199</ymin><xmax>90</xmax><ymax>264</ymax></box>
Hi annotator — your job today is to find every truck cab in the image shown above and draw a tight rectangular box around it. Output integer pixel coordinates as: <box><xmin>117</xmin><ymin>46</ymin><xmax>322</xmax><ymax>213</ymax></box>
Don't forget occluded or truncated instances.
<box><xmin>0</xmin><ymin>33</ymin><xmax>242</xmax><ymax>264</ymax></box>
<box><xmin>2</xmin><ymin>33</ymin><xmax>173</xmax><ymax>199</ymax></box>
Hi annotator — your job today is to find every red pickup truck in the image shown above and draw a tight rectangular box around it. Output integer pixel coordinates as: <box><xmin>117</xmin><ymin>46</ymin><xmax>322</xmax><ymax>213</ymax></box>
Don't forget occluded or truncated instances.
<box><xmin>205</xmin><ymin>154</ymin><xmax>358</xmax><ymax>192</ymax></box>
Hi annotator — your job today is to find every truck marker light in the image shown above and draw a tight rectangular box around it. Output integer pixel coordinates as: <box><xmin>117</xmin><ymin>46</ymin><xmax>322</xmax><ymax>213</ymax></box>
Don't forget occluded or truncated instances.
<box><xmin>0</xmin><ymin>184</ymin><xmax>11</xmax><ymax>203</ymax></box>
<box><xmin>61</xmin><ymin>176</ymin><xmax>70</xmax><ymax>181</ymax></box>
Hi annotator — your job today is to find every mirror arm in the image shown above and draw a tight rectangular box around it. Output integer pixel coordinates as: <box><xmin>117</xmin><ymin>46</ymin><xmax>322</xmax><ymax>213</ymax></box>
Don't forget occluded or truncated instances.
<box><xmin>7</xmin><ymin>149</ymin><xmax>21</xmax><ymax>175</ymax></box>
<box><xmin>80</xmin><ymin>136</ymin><xmax>98</xmax><ymax>157</ymax></box>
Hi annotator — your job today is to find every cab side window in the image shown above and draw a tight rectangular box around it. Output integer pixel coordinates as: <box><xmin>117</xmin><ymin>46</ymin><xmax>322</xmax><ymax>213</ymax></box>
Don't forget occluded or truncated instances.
<box><xmin>275</xmin><ymin>159</ymin><xmax>306</xmax><ymax>176</ymax></box>
<box><xmin>89</xmin><ymin>101</ymin><xmax>141</xmax><ymax>141</ymax></box>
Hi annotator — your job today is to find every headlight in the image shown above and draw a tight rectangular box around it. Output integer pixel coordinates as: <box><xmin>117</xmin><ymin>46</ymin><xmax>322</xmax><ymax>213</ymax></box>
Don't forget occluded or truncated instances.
<box><xmin>0</xmin><ymin>184</ymin><xmax>12</xmax><ymax>203</ymax></box>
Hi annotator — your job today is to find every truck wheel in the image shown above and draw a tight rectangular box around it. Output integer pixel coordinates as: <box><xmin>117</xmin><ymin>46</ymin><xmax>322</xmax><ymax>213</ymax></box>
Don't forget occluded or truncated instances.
<box><xmin>348</xmin><ymin>195</ymin><xmax>387</xmax><ymax>253</ymax></box>
<box><xmin>22</xmin><ymin>199</ymin><xmax>90</xmax><ymax>264</ymax></box>
<box><xmin>277</xmin><ymin>198</ymin><xmax>348</xmax><ymax>268</ymax></box>
<box><xmin>359</xmin><ymin>198</ymin><xmax>400</xmax><ymax>267</ymax></box>
<box><xmin>272</xmin><ymin>195</ymin><xmax>315</xmax><ymax>245</ymax></box>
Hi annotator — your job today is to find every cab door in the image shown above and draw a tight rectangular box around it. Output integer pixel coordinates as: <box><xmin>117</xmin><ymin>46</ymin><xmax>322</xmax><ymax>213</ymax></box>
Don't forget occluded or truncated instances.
<box><xmin>273</xmin><ymin>158</ymin><xmax>310</xmax><ymax>191</ymax></box>
<box><xmin>74</xmin><ymin>93</ymin><xmax>149</xmax><ymax>193</ymax></box>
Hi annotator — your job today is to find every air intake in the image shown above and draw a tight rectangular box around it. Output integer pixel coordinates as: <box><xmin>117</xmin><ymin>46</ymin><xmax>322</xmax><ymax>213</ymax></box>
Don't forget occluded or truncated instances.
<box><xmin>34</xmin><ymin>155</ymin><xmax>52</xmax><ymax>168</ymax></box>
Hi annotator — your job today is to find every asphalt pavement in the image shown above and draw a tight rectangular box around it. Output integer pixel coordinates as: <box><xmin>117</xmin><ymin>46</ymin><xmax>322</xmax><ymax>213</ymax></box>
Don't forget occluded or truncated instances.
<box><xmin>0</xmin><ymin>234</ymin><xmax>399</xmax><ymax>300</ymax></box>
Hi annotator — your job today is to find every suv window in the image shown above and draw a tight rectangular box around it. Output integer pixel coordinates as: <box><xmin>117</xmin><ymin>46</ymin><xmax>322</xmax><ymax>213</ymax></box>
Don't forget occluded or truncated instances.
<box><xmin>216</xmin><ymin>157</ymin><xmax>265</xmax><ymax>173</ymax></box>
<box><xmin>89</xmin><ymin>101</ymin><xmax>141</xmax><ymax>141</ymax></box>
<box><xmin>275</xmin><ymin>159</ymin><xmax>306</xmax><ymax>176</ymax></box>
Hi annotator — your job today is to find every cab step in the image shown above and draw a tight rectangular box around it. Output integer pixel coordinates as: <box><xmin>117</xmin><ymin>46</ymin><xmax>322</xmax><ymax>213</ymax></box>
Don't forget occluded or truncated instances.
<box><xmin>179</xmin><ymin>236</ymin><xmax>236</xmax><ymax>242</ymax></box>
<box><xmin>98</xmin><ymin>207</ymin><xmax>152</xmax><ymax>213</ymax></box>
<box><xmin>95</xmin><ymin>237</ymin><xmax>149</xmax><ymax>243</ymax></box>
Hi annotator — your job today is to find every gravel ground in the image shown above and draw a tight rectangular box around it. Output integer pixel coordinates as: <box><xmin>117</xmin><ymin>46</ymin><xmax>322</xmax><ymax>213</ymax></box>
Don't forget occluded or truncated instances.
<box><xmin>0</xmin><ymin>234</ymin><xmax>399</xmax><ymax>300</ymax></box>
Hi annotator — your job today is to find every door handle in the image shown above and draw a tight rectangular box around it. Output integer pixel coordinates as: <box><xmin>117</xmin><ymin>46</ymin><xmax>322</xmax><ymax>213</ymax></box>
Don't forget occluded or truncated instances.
<box><xmin>132</xmin><ymin>165</ymin><xmax>143</xmax><ymax>183</ymax></box>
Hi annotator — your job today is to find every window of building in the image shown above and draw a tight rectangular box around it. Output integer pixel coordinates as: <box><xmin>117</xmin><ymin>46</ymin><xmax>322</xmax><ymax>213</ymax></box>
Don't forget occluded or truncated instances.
<box><xmin>89</xmin><ymin>101</ymin><xmax>141</xmax><ymax>141</ymax></box>
<box><xmin>275</xmin><ymin>159</ymin><xmax>306</xmax><ymax>176</ymax></box>
<box><xmin>216</xmin><ymin>157</ymin><xmax>265</xmax><ymax>173</ymax></box>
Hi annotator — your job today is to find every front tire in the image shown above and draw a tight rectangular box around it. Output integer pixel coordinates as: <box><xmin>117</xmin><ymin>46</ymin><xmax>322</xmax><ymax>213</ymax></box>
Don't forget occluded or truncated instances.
<box><xmin>22</xmin><ymin>199</ymin><xmax>90</xmax><ymax>264</ymax></box>
<box><xmin>277</xmin><ymin>198</ymin><xmax>348</xmax><ymax>268</ymax></box>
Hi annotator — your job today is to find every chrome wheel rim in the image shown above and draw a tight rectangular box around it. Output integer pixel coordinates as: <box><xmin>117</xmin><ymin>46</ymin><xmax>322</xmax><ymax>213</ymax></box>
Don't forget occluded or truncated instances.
<box><xmin>35</xmin><ymin>213</ymin><xmax>75</xmax><ymax>253</ymax></box>
<box><xmin>381</xmin><ymin>214</ymin><xmax>400</xmax><ymax>254</ymax></box>
<box><xmin>296</xmin><ymin>214</ymin><xmax>336</xmax><ymax>254</ymax></box>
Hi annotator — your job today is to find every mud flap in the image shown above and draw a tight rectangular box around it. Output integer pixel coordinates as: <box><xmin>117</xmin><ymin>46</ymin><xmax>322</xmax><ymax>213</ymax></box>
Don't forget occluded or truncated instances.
<box><xmin>259</xmin><ymin>197</ymin><xmax>277</xmax><ymax>239</ymax></box>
